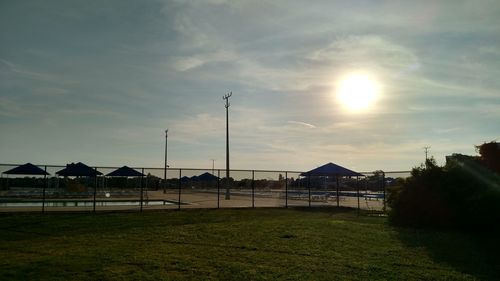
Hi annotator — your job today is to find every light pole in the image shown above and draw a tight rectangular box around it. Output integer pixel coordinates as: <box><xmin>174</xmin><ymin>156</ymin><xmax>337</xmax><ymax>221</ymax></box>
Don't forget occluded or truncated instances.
<box><xmin>163</xmin><ymin>129</ymin><xmax>168</xmax><ymax>194</ymax></box>
<box><xmin>211</xmin><ymin>159</ymin><xmax>215</xmax><ymax>175</ymax></box>
<box><xmin>223</xmin><ymin>92</ymin><xmax>232</xmax><ymax>200</ymax></box>
<box><xmin>424</xmin><ymin>146</ymin><xmax>430</xmax><ymax>167</ymax></box>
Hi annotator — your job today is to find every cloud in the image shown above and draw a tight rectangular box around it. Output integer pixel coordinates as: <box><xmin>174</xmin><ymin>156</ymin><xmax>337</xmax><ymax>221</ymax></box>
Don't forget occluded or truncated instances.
<box><xmin>168</xmin><ymin>113</ymin><xmax>224</xmax><ymax>144</ymax></box>
<box><xmin>0</xmin><ymin>97</ymin><xmax>27</xmax><ymax>118</ymax></box>
<box><xmin>306</xmin><ymin>35</ymin><xmax>420</xmax><ymax>81</ymax></box>
<box><xmin>173</xmin><ymin>57</ymin><xmax>204</xmax><ymax>71</ymax></box>
<box><xmin>0</xmin><ymin>58</ymin><xmax>70</xmax><ymax>84</ymax></box>
<box><xmin>1</xmin><ymin>1</ymin><xmax>499</xmax><ymax>171</ymax></box>
<box><xmin>0</xmin><ymin>58</ymin><xmax>15</xmax><ymax>69</ymax></box>
<box><xmin>172</xmin><ymin>50</ymin><xmax>237</xmax><ymax>72</ymax></box>
<box><xmin>287</xmin><ymin>121</ymin><xmax>316</xmax><ymax>129</ymax></box>
<box><xmin>433</xmin><ymin>127</ymin><xmax>462</xmax><ymax>134</ymax></box>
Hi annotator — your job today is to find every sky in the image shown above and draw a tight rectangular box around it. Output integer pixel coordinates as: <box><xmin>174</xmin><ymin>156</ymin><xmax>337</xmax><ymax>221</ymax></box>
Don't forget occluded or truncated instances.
<box><xmin>0</xmin><ymin>0</ymin><xmax>499</xmax><ymax>172</ymax></box>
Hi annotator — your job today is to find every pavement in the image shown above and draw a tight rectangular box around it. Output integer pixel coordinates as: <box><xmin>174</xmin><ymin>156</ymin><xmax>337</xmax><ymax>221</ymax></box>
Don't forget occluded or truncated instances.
<box><xmin>0</xmin><ymin>189</ymin><xmax>384</xmax><ymax>213</ymax></box>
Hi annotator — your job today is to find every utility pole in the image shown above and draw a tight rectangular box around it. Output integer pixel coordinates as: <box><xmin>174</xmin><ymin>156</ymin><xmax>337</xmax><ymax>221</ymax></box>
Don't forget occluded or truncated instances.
<box><xmin>424</xmin><ymin>146</ymin><xmax>430</xmax><ymax>161</ymax></box>
<box><xmin>424</xmin><ymin>146</ymin><xmax>430</xmax><ymax>167</ymax></box>
<box><xmin>223</xmin><ymin>92</ymin><xmax>232</xmax><ymax>200</ymax></box>
<box><xmin>163</xmin><ymin>129</ymin><xmax>168</xmax><ymax>194</ymax></box>
<box><xmin>211</xmin><ymin>159</ymin><xmax>215</xmax><ymax>175</ymax></box>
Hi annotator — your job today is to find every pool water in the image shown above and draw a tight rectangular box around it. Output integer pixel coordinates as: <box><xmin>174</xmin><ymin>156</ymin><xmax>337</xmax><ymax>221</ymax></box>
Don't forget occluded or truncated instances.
<box><xmin>0</xmin><ymin>200</ymin><xmax>172</xmax><ymax>207</ymax></box>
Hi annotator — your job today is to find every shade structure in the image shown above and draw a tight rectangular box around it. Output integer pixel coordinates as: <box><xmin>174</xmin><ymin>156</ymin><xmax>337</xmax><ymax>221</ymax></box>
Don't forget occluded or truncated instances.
<box><xmin>56</xmin><ymin>162</ymin><xmax>102</xmax><ymax>177</ymax></box>
<box><xmin>3</xmin><ymin>163</ymin><xmax>49</xmax><ymax>175</ymax></box>
<box><xmin>194</xmin><ymin>172</ymin><xmax>219</xmax><ymax>181</ymax></box>
<box><xmin>301</xmin><ymin>162</ymin><xmax>363</xmax><ymax>177</ymax></box>
<box><xmin>106</xmin><ymin>166</ymin><xmax>144</xmax><ymax>177</ymax></box>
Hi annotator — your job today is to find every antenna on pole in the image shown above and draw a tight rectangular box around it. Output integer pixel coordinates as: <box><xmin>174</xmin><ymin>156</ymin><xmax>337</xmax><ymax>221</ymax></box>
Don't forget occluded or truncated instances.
<box><xmin>223</xmin><ymin>92</ymin><xmax>232</xmax><ymax>108</ymax></box>
<box><xmin>424</xmin><ymin>146</ymin><xmax>430</xmax><ymax>160</ymax></box>
<box><xmin>223</xmin><ymin>92</ymin><xmax>232</xmax><ymax>200</ymax></box>
<box><xmin>423</xmin><ymin>146</ymin><xmax>431</xmax><ymax>167</ymax></box>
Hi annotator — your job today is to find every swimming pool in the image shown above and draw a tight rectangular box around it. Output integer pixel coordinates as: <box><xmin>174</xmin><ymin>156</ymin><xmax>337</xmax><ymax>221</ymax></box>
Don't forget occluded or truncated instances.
<box><xmin>0</xmin><ymin>200</ymin><xmax>173</xmax><ymax>207</ymax></box>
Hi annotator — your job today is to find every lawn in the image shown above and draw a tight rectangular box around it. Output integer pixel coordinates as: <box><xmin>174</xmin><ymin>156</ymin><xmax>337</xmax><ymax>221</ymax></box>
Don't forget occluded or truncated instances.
<box><xmin>0</xmin><ymin>208</ymin><xmax>498</xmax><ymax>280</ymax></box>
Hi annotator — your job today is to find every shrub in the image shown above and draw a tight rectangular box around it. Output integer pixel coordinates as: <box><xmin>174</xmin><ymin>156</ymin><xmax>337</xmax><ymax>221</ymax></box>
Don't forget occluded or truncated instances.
<box><xmin>388</xmin><ymin>158</ymin><xmax>500</xmax><ymax>232</ymax></box>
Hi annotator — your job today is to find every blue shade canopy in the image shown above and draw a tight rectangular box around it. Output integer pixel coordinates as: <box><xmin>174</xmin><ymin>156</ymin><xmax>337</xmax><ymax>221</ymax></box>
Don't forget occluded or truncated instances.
<box><xmin>193</xmin><ymin>172</ymin><xmax>219</xmax><ymax>181</ymax></box>
<box><xmin>106</xmin><ymin>166</ymin><xmax>144</xmax><ymax>177</ymax></box>
<box><xmin>301</xmin><ymin>162</ymin><xmax>363</xmax><ymax>177</ymax></box>
<box><xmin>180</xmin><ymin>176</ymin><xmax>191</xmax><ymax>182</ymax></box>
<box><xmin>3</xmin><ymin>163</ymin><xmax>49</xmax><ymax>175</ymax></box>
<box><xmin>56</xmin><ymin>162</ymin><xmax>102</xmax><ymax>177</ymax></box>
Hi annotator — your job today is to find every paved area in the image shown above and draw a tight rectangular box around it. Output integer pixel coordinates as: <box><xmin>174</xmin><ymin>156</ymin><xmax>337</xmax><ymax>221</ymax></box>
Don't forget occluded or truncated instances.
<box><xmin>0</xmin><ymin>189</ymin><xmax>384</xmax><ymax>212</ymax></box>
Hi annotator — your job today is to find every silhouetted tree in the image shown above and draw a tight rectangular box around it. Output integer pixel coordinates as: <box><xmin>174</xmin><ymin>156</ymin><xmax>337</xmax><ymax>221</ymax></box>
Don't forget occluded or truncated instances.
<box><xmin>389</xmin><ymin>156</ymin><xmax>500</xmax><ymax>232</ymax></box>
<box><xmin>476</xmin><ymin>141</ymin><xmax>500</xmax><ymax>174</ymax></box>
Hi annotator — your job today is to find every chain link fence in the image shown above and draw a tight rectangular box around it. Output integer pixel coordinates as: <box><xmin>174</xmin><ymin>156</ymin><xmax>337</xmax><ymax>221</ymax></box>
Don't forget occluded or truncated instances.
<box><xmin>0</xmin><ymin>164</ymin><xmax>411</xmax><ymax>213</ymax></box>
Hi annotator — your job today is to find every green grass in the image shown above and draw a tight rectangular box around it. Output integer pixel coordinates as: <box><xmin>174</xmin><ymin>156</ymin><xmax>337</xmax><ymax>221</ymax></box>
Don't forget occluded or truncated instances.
<box><xmin>0</xmin><ymin>208</ymin><xmax>498</xmax><ymax>280</ymax></box>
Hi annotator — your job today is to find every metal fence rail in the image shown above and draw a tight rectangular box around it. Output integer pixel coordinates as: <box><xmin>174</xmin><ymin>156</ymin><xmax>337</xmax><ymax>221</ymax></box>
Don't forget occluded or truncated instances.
<box><xmin>0</xmin><ymin>164</ymin><xmax>410</xmax><ymax>213</ymax></box>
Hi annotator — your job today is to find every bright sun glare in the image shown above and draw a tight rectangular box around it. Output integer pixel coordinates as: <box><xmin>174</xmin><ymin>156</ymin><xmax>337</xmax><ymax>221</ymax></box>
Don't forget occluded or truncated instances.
<box><xmin>337</xmin><ymin>73</ymin><xmax>380</xmax><ymax>112</ymax></box>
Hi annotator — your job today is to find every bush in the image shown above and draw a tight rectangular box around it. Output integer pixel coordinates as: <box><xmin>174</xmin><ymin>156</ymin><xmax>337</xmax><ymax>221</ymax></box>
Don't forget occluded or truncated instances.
<box><xmin>388</xmin><ymin>158</ymin><xmax>500</xmax><ymax>232</ymax></box>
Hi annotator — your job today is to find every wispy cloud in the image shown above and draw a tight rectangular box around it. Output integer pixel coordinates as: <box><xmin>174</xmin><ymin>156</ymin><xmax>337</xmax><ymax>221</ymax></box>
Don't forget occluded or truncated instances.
<box><xmin>288</xmin><ymin>121</ymin><xmax>316</xmax><ymax>129</ymax></box>
<box><xmin>434</xmin><ymin>127</ymin><xmax>462</xmax><ymax>134</ymax></box>
<box><xmin>0</xmin><ymin>1</ymin><xmax>499</xmax><ymax>171</ymax></box>
<box><xmin>0</xmin><ymin>58</ymin><xmax>71</xmax><ymax>84</ymax></box>
<box><xmin>0</xmin><ymin>97</ymin><xmax>27</xmax><ymax>118</ymax></box>
<box><xmin>172</xmin><ymin>50</ymin><xmax>237</xmax><ymax>72</ymax></box>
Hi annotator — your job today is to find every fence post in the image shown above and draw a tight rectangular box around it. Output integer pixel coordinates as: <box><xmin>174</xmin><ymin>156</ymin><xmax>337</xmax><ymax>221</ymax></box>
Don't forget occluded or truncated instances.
<box><xmin>93</xmin><ymin>167</ymin><xmax>97</xmax><ymax>213</ymax></box>
<box><xmin>42</xmin><ymin>166</ymin><xmax>47</xmax><ymax>214</ymax></box>
<box><xmin>336</xmin><ymin>175</ymin><xmax>340</xmax><ymax>207</ymax></box>
<box><xmin>285</xmin><ymin>171</ymin><xmax>288</xmax><ymax>208</ymax></box>
<box><xmin>178</xmin><ymin>169</ymin><xmax>182</xmax><ymax>210</ymax></box>
<box><xmin>140</xmin><ymin>168</ymin><xmax>144</xmax><ymax>212</ymax></box>
<box><xmin>382</xmin><ymin>171</ymin><xmax>386</xmax><ymax>213</ymax></box>
<box><xmin>308</xmin><ymin>176</ymin><xmax>311</xmax><ymax>207</ymax></box>
<box><xmin>217</xmin><ymin>169</ymin><xmax>220</xmax><ymax>209</ymax></box>
<box><xmin>252</xmin><ymin>170</ymin><xmax>255</xmax><ymax>208</ymax></box>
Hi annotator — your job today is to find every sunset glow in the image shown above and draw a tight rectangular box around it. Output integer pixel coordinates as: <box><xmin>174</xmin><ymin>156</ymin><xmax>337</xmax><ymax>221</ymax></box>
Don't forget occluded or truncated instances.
<box><xmin>337</xmin><ymin>73</ymin><xmax>380</xmax><ymax>112</ymax></box>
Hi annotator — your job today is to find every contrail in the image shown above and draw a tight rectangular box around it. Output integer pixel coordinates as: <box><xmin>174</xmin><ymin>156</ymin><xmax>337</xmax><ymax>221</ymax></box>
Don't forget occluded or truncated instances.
<box><xmin>288</xmin><ymin>121</ymin><xmax>316</xmax><ymax>128</ymax></box>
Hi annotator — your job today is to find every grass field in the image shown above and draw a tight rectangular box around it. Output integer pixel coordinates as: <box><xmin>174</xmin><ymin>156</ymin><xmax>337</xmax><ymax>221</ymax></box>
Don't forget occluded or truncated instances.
<box><xmin>0</xmin><ymin>208</ymin><xmax>498</xmax><ymax>280</ymax></box>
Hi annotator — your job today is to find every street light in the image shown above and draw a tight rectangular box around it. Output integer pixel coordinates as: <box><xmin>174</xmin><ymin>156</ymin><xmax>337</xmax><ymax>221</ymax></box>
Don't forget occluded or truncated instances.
<box><xmin>163</xmin><ymin>129</ymin><xmax>168</xmax><ymax>194</ymax></box>
<box><xmin>223</xmin><ymin>92</ymin><xmax>232</xmax><ymax>200</ymax></box>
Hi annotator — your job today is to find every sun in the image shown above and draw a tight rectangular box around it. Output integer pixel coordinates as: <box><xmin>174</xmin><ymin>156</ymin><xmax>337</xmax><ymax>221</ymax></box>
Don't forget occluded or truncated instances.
<box><xmin>337</xmin><ymin>72</ymin><xmax>380</xmax><ymax>112</ymax></box>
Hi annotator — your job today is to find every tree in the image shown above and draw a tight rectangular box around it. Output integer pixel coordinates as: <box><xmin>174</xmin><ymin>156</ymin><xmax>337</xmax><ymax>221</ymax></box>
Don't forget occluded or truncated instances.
<box><xmin>476</xmin><ymin>141</ymin><xmax>500</xmax><ymax>174</ymax></box>
<box><xmin>388</xmin><ymin>156</ymin><xmax>500</xmax><ymax>232</ymax></box>
<box><xmin>366</xmin><ymin>170</ymin><xmax>384</xmax><ymax>191</ymax></box>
